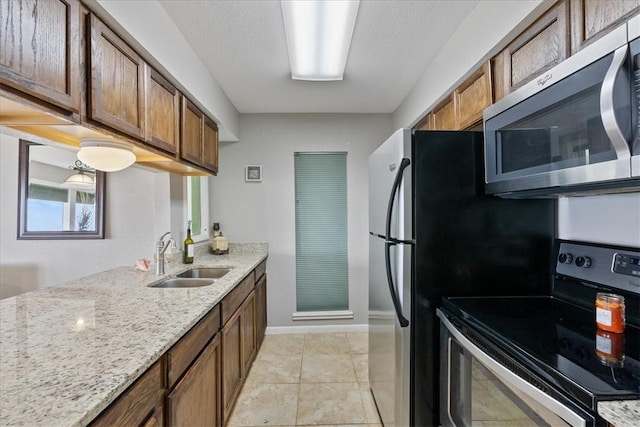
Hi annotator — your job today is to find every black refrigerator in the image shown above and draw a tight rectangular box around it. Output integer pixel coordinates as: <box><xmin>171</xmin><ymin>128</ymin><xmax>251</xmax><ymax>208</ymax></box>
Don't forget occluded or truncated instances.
<box><xmin>368</xmin><ymin>129</ymin><xmax>555</xmax><ymax>426</ymax></box>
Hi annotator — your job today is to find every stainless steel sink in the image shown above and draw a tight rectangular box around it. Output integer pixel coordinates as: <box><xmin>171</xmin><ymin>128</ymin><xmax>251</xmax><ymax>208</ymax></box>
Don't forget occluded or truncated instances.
<box><xmin>176</xmin><ymin>267</ymin><xmax>231</xmax><ymax>279</ymax></box>
<box><xmin>150</xmin><ymin>278</ymin><xmax>215</xmax><ymax>288</ymax></box>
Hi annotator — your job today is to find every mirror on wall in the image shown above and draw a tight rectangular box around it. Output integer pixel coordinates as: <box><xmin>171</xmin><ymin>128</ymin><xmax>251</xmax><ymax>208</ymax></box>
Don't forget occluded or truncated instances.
<box><xmin>18</xmin><ymin>139</ymin><xmax>105</xmax><ymax>239</ymax></box>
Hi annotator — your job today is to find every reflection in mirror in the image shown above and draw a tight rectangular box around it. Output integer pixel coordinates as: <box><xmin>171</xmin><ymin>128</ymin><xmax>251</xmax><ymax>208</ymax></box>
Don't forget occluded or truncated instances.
<box><xmin>18</xmin><ymin>139</ymin><xmax>105</xmax><ymax>239</ymax></box>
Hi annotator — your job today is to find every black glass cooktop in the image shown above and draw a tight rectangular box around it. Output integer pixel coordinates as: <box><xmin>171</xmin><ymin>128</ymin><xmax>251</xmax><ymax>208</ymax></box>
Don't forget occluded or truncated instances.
<box><xmin>442</xmin><ymin>296</ymin><xmax>640</xmax><ymax>409</ymax></box>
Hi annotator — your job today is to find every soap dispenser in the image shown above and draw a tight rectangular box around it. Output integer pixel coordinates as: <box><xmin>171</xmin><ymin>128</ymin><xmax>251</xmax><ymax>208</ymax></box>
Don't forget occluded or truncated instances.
<box><xmin>211</xmin><ymin>222</ymin><xmax>229</xmax><ymax>255</ymax></box>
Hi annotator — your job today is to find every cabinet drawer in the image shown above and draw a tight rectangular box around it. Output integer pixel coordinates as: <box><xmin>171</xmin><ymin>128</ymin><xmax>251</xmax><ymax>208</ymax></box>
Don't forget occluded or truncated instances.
<box><xmin>221</xmin><ymin>272</ymin><xmax>255</xmax><ymax>325</ymax></box>
<box><xmin>254</xmin><ymin>259</ymin><xmax>267</xmax><ymax>281</ymax></box>
<box><xmin>166</xmin><ymin>305</ymin><xmax>220</xmax><ymax>388</ymax></box>
<box><xmin>90</xmin><ymin>360</ymin><xmax>164</xmax><ymax>427</ymax></box>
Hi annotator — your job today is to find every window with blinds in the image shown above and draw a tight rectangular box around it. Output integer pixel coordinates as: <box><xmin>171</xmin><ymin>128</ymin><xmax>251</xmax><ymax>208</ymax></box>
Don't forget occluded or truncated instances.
<box><xmin>294</xmin><ymin>152</ymin><xmax>349</xmax><ymax>312</ymax></box>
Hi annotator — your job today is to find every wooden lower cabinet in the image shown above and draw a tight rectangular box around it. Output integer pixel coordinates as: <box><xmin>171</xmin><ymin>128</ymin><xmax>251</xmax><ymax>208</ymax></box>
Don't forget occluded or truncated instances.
<box><xmin>241</xmin><ymin>291</ymin><xmax>257</xmax><ymax>374</ymax></box>
<box><xmin>166</xmin><ymin>334</ymin><xmax>221</xmax><ymax>427</ymax></box>
<box><xmin>89</xmin><ymin>361</ymin><xmax>164</xmax><ymax>427</ymax></box>
<box><xmin>142</xmin><ymin>404</ymin><xmax>164</xmax><ymax>427</ymax></box>
<box><xmin>221</xmin><ymin>306</ymin><xmax>243</xmax><ymax>424</ymax></box>
<box><xmin>256</xmin><ymin>274</ymin><xmax>267</xmax><ymax>349</ymax></box>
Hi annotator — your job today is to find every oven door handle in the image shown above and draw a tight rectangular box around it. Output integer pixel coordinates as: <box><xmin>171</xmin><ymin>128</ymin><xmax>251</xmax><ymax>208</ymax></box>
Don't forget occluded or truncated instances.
<box><xmin>600</xmin><ymin>45</ymin><xmax>632</xmax><ymax>159</ymax></box>
<box><xmin>436</xmin><ymin>310</ymin><xmax>587</xmax><ymax>427</ymax></box>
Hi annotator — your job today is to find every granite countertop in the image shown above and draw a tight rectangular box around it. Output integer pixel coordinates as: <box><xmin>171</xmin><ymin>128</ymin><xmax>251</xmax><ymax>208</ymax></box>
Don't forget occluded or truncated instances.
<box><xmin>0</xmin><ymin>243</ymin><xmax>267</xmax><ymax>427</ymax></box>
<box><xmin>598</xmin><ymin>400</ymin><xmax>640</xmax><ymax>427</ymax></box>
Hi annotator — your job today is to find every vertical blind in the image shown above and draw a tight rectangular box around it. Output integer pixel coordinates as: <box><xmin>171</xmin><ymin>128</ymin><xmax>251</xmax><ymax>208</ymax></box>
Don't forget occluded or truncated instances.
<box><xmin>294</xmin><ymin>152</ymin><xmax>348</xmax><ymax>312</ymax></box>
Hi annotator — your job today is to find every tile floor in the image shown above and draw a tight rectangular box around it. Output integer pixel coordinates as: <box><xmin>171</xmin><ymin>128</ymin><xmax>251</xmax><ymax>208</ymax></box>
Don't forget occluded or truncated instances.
<box><xmin>226</xmin><ymin>332</ymin><xmax>382</xmax><ymax>427</ymax></box>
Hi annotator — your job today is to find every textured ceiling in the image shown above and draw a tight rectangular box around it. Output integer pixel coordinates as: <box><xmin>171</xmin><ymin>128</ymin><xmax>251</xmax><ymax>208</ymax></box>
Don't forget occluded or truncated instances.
<box><xmin>158</xmin><ymin>0</ymin><xmax>480</xmax><ymax>114</ymax></box>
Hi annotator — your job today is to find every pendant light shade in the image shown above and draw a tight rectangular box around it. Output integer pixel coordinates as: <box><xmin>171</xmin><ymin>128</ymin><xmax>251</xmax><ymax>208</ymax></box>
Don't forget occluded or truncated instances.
<box><xmin>77</xmin><ymin>139</ymin><xmax>136</xmax><ymax>172</ymax></box>
<box><xmin>62</xmin><ymin>170</ymin><xmax>95</xmax><ymax>190</ymax></box>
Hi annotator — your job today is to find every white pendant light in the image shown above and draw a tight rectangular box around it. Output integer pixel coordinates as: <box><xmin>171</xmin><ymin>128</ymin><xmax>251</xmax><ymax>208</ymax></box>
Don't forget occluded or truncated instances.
<box><xmin>281</xmin><ymin>0</ymin><xmax>360</xmax><ymax>81</ymax></box>
<box><xmin>62</xmin><ymin>171</ymin><xmax>95</xmax><ymax>190</ymax></box>
<box><xmin>77</xmin><ymin>138</ymin><xmax>136</xmax><ymax>172</ymax></box>
<box><xmin>61</xmin><ymin>160</ymin><xmax>95</xmax><ymax>190</ymax></box>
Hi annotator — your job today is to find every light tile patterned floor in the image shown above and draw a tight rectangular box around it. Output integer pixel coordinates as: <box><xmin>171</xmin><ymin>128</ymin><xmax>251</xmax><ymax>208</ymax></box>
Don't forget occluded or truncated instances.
<box><xmin>226</xmin><ymin>332</ymin><xmax>382</xmax><ymax>427</ymax></box>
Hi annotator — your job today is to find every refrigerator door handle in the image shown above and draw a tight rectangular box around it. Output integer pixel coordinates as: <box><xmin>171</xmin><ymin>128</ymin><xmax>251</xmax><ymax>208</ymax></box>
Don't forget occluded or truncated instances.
<box><xmin>385</xmin><ymin>241</ymin><xmax>410</xmax><ymax>327</ymax></box>
<box><xmin>384</xmin><ymin>157</ymin><xmax>411</xmax><ymax>328</ymax></box>
<box><xmin>385</xmin><ymin>158</ymin><xmax>413</xmax><ymax>244</ymax></box>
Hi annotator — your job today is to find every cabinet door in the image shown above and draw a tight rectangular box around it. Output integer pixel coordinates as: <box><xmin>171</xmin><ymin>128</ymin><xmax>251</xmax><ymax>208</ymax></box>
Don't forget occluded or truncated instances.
<box><xmin>141</xmin><ymin>404</ymin><xmax>164</xmax><ymax>427</ymax></box>
<box><xmin>180</xmin><ymin>97</ymin><xmax>204</xmax><ymax>166</ymax></box>
<box><xmin>221</xmin><ymin>308</ymin><xmax>243</xmax><ymax>424</ymax></box>
<box><xmin>146</xmin><ymin>67</ymin><xmax>179</xmax><ymax>155</ymax></box>
<box><xmin>241</xmin><ymin>290</ymin><xmax>257</xmax><ymax>374</ymax></box>
<box><xmin>256</xmin><ymin>274</ymin><xmax>267</xmax><ymax>350</ymax></box>
<box><xmin>88</xmin><ymin>14</ymin><xmax>146</xmax><ymax>139</ymax></box>
<box><xmin>90</xmin><ymin>361</ymin><xmax>164</xmax><ymax>427</ymax></box>
<box><xmin>571</xmin><ymin>0</ymin><xmax>640</xmax><ymax>53</ymax></box>
<box><xmin>431</xmin><ymin>96</ymin><xmax>457</xmax><ymax>130</ymax></box>
<box><xmin>203</xmin><ymin>116</ymin><xmax>219</xmax><ymax>173</ymax></box>
<box><xmin>0</xmin><ymin>0</ymin><xmax>80</xmax><ymax>113</ymax></box>
<box><xmin>498</xmin><ymin>0</ymin><xmax>570</xmax><ymax>96</ymax></box>
<box><xmin>166</xmin><ymin>334</ymin><xmax>221</xmax><ymax>427</ymax></box>
<box><xmin>454</xmin><ymin>62</ymin><xmax>492</xmax><ymax>130</ymax></box>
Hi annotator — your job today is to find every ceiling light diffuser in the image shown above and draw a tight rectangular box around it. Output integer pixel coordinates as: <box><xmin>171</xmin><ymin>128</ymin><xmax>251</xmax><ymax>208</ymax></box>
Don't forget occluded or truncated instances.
<box><xmin>77</xmin><ymin>139</ymin><xmax>136</xmax><ymax>172</ymax></box>
<box><xmin>281</xmin><ymin>0</ymin><xmax>360</xmax><ymax>81</ymax></box>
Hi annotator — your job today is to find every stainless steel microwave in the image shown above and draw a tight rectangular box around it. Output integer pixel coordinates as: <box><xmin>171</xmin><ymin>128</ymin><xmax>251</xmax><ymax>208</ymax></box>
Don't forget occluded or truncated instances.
<box><xmin>483</xmin><ymin>18</ymin><xmax>640</xmax><ymax>197</ymax></box>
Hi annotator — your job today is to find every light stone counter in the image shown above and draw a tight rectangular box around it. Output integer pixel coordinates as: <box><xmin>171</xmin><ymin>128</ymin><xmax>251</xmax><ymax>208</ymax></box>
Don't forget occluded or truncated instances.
<box><xmin>598</xmin><ymin>400</ymin><xmax>640</xmax><ymax>427</ymax></box>
<box><xmin>0</xmin><ymin>243</ymin><xmax>267</xmax><ymax>427</ymax></box>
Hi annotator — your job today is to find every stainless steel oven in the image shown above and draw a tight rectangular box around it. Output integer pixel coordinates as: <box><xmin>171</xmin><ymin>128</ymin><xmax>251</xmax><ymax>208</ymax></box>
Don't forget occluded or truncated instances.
<box><xmin>483</xmin><ymin>19</ymin><xmax>640</xmax><ymax>197</ymax></box>
<box><xmin>436</xmin><ymin>240</ymin><xmax>640</xmax><ymax>427</ymax></box>
<box><xmin>438</xmin><ymin>310</ymin><xmax>593</xmax><ymax>427</ymax></box>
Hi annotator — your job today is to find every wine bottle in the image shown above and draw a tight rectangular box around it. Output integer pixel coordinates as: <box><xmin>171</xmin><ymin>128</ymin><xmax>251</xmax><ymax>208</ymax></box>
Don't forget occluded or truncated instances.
<box><xmin>183</xmin><ymin>220</ymin><xmax>194</xmax><ymax>264</ymax></box>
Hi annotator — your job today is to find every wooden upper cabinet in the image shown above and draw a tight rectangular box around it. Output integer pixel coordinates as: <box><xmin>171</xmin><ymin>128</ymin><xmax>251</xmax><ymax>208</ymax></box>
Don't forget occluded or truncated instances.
<box><xmin>203</xmin><ymin>116</ymin><xmax>219</xmax><ymax>174</ymax></box>
<box><xmin>431</xmin><ymin>96</ymin><xmax>457</xmax><ymax>130</ymax></box>
<box><xmin>455</xmin><ymin>62</ymin><xmax>492</xmax><ymax>129</ymax></box>
<box><xmin>570</xmin><ymin>0</ymin><xmax>640</xmax><ymax>53</ymax></box>
<box><xmin>180</xmin><ymin>96</ymin><xmax>204</xmax><ymax>165</ymax></box>
<box><xmin>495</xmin><ymin>0</ymin><xmax>570</xmax><ymax>99</ymax></box>
<box><xmin>88</xmin><ymin>14</ymin><xmax>145</xmax><ymax>139</ymax></box>
<box><xmin>0</xmin><ymin>0</ymin><xmax>81</xmax><ymax>114</ymax></box>
<box><xmin>146</xmin><ymin>67</ymin><xmax>180</xmax><ymax>155</ymax></box>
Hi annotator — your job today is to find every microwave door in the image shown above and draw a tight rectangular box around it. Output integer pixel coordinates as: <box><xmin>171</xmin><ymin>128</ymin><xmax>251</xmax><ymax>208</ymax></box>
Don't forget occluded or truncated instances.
<box><xmin>483</xmin><ymin>23</ymin><xmax>634</xmax><ymax>196</ymax></box>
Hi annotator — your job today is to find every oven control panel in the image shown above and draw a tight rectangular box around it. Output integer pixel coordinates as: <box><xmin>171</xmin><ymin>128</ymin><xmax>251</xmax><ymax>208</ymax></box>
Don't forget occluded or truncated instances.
<box><xmin>556</xmin><ymin>242</ymin><xmax>640</xmax><ymax>295</ymax></box>
<box><xmin>613</xmin><ymin>253</ymin><xmax>640</xmax><ymax>278</ymax></box>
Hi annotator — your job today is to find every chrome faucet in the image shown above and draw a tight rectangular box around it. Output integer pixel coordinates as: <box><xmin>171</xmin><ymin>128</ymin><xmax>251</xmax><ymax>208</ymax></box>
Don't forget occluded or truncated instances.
<box><xmin>155</xmin><ymin>232</ymin><xmax>177</xmax><ymax>275</ymax></box>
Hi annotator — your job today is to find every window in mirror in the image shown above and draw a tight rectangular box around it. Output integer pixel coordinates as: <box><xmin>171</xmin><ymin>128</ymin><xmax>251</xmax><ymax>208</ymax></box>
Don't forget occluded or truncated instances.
<box><xmin>18</xmin><ymin>140</ymin><xmax>105</xmax><ymax>239</ymax></box>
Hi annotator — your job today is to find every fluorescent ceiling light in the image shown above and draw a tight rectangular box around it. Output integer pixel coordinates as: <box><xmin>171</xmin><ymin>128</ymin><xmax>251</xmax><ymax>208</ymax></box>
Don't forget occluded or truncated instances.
<box><xmin>282</xmin><ymin>0</ymin><xmax>360</xmax><ymax>81</ymax></box>
<box><xmin>77</xmin><ymin>139</ymin><xmax>136</xmax><ymax>172</ymax></box>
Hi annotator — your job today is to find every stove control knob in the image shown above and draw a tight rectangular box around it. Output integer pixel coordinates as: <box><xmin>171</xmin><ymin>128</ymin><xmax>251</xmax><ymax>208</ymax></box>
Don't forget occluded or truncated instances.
<box><xmin>558</xmin><ymin>253</ymin><xmax>573</xmax><ymax>264</ymax></box>
<box><xmin>575</xmin><ymin>256</ymin><xmax>591</xmax><ymax>268</ymax></box>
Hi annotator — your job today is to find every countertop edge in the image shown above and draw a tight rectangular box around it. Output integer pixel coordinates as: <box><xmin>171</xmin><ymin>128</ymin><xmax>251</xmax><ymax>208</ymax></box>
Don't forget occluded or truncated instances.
<box><xmin>598</xmin><ymin>400</ymin><xmax>640</xmax><ymax>427</ymax></box>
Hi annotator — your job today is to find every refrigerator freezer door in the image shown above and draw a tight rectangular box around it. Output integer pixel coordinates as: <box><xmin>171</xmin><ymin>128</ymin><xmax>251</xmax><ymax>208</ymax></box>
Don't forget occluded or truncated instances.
<box><xmin>369</xmin><ymin>128</ymin><xmax>412</xmax><ymax>237</ymax></box>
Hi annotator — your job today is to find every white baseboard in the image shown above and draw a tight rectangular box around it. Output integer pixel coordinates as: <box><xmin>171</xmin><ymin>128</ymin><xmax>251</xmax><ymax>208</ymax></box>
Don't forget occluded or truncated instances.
<box><xmin>266</xmin><ymin>324</ymin><xmax>368</xmax><ymax>335</ymax></box>
<box><xmin>292</xmin><ymin>310</ymin><xmax>354</xmax><ymax>321</ymax></box>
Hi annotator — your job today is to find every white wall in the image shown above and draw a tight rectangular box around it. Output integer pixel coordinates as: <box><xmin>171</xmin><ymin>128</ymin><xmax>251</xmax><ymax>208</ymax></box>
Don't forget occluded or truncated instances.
<box><xmin>0</xmin><ymin>132</ymin><xmax>179</xmax><ymax>299</ymax></box>
<box><xmin>210</xmin><ymin>114</ymin><xmax>393</xmax><ymax>327</ymax></box>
